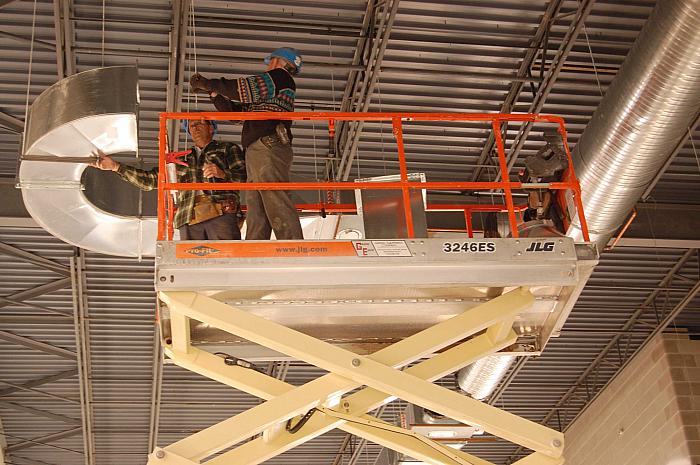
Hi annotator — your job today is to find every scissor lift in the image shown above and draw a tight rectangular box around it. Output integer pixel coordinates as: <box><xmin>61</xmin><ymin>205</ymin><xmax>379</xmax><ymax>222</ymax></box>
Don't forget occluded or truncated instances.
<box><xmin>148</xmin><ymin>112</ymin><xmax>596</xmax><ymax>465</ymax></box>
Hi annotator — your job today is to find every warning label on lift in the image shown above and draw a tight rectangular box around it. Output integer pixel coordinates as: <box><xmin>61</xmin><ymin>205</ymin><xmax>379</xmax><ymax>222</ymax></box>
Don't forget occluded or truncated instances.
<box><xmin>352</xmin><ymin>240</ymin><xmax>413</xmax><ymax>257</ymax></box>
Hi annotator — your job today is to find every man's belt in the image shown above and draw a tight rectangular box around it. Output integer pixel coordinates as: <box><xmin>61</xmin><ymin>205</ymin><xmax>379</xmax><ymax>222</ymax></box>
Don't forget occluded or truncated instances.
<box><xmin>260</xmin><ymin>122</ymin><xmax>292</xmax><ymax>147</ymax></box>
<box><xmin>189</xmin><ymin>195</ymin><xmax>238</xmax><ymax>226</ymax></box>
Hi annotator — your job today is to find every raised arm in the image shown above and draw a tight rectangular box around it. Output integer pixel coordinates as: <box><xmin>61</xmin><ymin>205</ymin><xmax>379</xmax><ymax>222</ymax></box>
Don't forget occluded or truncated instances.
<box><xmin>91</xmin><ymin>152</ymin><xmax>158</xmax><ymax>191</ymax></box>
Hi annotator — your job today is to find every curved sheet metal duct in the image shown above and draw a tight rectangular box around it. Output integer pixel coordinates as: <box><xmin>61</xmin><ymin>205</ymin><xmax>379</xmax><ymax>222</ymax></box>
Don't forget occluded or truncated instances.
<box><xmin>567</xmin><ymin>0</ymin><xmax>700</xmax><ymax>249</ymax></box>
<box><xmin>19</xmin><ymin>66</ymin><xmax>157</xmax><ymax>257</ymax></box>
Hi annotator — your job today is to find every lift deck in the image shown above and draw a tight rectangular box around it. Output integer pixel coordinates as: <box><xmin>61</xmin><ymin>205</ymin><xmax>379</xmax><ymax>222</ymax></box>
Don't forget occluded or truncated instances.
<box><xmin>156</xmin><ymin>237</ymin><xmax>597</xmax><ymax>359</ymax></box>
<box><xmin>152</xmin><ymin>241</ymin><xmax>597</xmax><ymax>465</ymax></box>
<box><xmin>148</xmin><ymin>112</ymin><xmax>596</xmax><ymax>465</ymax></box>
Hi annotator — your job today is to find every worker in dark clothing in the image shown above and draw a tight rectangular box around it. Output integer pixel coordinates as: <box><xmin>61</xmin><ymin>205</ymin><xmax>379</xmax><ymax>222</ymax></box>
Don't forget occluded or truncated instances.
<box><xmin>189</xmin><ymin>47</ymin><xmax>304</xmax><ymax>240</ymax></box>
<box><xmin>90</xmin><ymin>117</ymin><xmax>246</xmax><ymax>240</ymax></box>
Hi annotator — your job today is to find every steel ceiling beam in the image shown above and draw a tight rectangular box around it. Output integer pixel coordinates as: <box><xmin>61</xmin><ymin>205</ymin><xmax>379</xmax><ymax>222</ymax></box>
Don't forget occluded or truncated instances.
<box><xmin>0</xmin><ymin>369</ymin><xmax>78</xmax><ymax>398</ymax></box>
<box><xmin>147</xmin><ymin>326</ymin><xmax>164</xmax><ymax>454</ymax></box>
<box><xmin>0</xmin><ymin>242</ymin><xmax>70</xmax><ymax>276</ymax></box>
<box><xmin>0</xmin><ymin>380</ymin><xmax>78</xmax><ymax>405</ymax></box>
<box><xmin>0</xmin><ymin>112</ymin><xmax>23</xmax><ymax>134</ymax></box>
<box><xmin>329</xmin><ymin>433</ymin><xmax>353</xmax><ymax>465</ymax></box>
<box><xmin>0</xmin><ymin>401</ymin><xmax>81</xmax><ymax>425</ymax></box>
<box><xmin>0</xmin><ymin>296</ymin><xmax>71</xmax><ymax>317</ymax></box>
<box><xmin>0</xmin><ymin>31</ymin><xmax>55</xmax><ymax>51</ymax></box>
<box><xmin>7</xmin><ymin>456</ymin><xmax>59</xmax><ymax>465</ymax></box>
<box><xmin>53</xmin><ymin>0</ymin><xmax>75</xmax><ymax>78</ymax></box>
<box><xmin>69</xmin><ymin>251</ymin><xmax>95</xmax><ymax>465</ymax></box>
<box><xmin>5</xmin><ymin>428</ymin><xmax>83</xmax><ymax>453</ymax></box>
<box><xmin>146</xmin><ymin>2</ymin><xmax>190</xmax><ymax>450</ymax></box>
<box><xmin>71</xmin><ymin>46</ymin><xmax>365</xmax><ymax>70</ymax></box>
<box><xmin>336</xmin><ymin>0</ymin><xmax>401</xmax><ymax>181</ymax></box>
<box><xmin>52</xmin><ymin>0</ymin><xmax>65</xmax><ymax>79</ymax></box>
<box><xmin>0</xmin><ymin>315</ymin><xmax>73</xmax><ymax>324</ymax></box>
<box><xmin>0</xmin><ymin>331</ymin><xmax>77</xmax><ymax>360</ymax></box>
<box><xmin>0</xmin><ymin>278</ymin><xmax>72</xmax><ymax>310</ymax></box>
<box><xmin>502</xmin><ymin>0</ymin><xmax>597</xmax><ymax>176</ymax></box>
<box><xmin>338</xmin><ymin>0</ymin><xmax>376</xmax><ymax>114</ymax></box>
<box><xmin>165</xmin><ymin>0</ymin><xmax>190</xmax><ymax>152</ymax></box>
<box><xmin>470</xmin><ymin>0</ymin><xmax>565</xmax><ymax>182</ymax></box>
<box><xmin>324</xmin><ymin>0</ymin><xmax>375</xmax><ymax>181</ymax></box>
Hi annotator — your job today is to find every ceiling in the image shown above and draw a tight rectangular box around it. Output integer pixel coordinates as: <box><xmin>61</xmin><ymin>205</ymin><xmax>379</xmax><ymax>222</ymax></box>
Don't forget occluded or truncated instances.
<box><xmin>0</xmin><ymin>1</ymin><xmax>699</xmax><ymax>465</ymax></box>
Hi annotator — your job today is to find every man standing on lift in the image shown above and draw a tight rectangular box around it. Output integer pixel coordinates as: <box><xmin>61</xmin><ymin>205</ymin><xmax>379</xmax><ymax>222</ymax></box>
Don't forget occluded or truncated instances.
<box><xmin>91</xmin><ymin>116</ymin><xmax>246</xmax><ymax>240</ymax></box>
<box><xmin>189</xmin><ymin>47</ymin><xmax>304</xmax><ymax>240</ymax></box>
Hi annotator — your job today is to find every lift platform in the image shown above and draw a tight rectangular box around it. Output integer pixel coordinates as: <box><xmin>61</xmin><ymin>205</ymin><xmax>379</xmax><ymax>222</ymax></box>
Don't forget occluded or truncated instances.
<box><xmin>149</xmin><ymin>112</ymin><xmax>596</xmax><ymax>465</ymax></box>
<box><xmin>156</xmin><ymin>237</ymin><xmax>596</xmax><ymax>359</ymax></box>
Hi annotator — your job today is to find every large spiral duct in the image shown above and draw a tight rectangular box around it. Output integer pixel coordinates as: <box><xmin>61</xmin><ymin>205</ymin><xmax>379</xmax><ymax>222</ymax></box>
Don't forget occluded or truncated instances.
<box><xmin>566</xmin><ymin>0</ymin><xmax>700</xmax><ymax>249</ymax></box>
<box><xmin>463</xmin><ymin>0</ymin><xmax>700</xmax><ymax>402</ymax></box>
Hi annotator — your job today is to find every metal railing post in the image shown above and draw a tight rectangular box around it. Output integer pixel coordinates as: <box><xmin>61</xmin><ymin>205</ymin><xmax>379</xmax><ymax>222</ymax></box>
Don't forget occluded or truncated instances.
<box><xmin>492</xmin><ymin>121</ymin><xmax>519</xmax><ymax>238</ymax></box>
<box><xmin>392</xmin><ymin>118</ymin><xmax>415</xmax><ymax>238</ymax></box>
<box><xmin>157</xmin><ymin>114</ymin><xmax>168</xmax><ymax>241</ymax></box>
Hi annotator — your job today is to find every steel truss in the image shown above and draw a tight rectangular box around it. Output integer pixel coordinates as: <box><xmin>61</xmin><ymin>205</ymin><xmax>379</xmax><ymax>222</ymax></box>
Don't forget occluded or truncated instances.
<box><xmin>0</xmin><ymin>241</ymin><xmax>93</xmax><ymax>465</ymax></box>
<box><xmin>149</xmin><ymin>288</ymin><xmax>564</xmax><ymax>465</ymax></box>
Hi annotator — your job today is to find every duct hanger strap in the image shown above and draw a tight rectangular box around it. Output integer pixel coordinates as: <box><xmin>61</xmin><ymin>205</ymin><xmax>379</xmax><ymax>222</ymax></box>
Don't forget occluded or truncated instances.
<box><xmin>17</xmin><ymin>180</ymin><xmax>84</xmax><ymax>190</ymax></box>
<box><xmin>21</xmin><ymin>155</ymin><xmax>99</xmax><ymax>164</ymax></box>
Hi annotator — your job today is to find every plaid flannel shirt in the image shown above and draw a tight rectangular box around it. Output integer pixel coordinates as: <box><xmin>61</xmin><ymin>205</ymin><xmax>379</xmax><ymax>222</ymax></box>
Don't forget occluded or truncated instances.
<box><xmin>116</xmin><ymin>140</ymin><xmax>246</xmax><ymax>229</ymax></box>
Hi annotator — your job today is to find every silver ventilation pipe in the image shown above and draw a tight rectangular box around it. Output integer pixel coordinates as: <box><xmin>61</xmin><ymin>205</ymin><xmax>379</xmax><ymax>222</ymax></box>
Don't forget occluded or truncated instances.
<box><xmin>456</xmin><ymin>354</ymin><xmax>515</xmax><ymax>401</ymax></box>
<box><xmin>19</xmin><ymin>66</ymin><xmax>158</xmax><ymax>257</ymax></box>
<box><xmin>459</xmin><ymin>0</ymin><xmax>700</xmax><ymax>403</ymax></box>
<box><xmin>567</xmin><ymin>0</ymin><xmax>700</xmax><ymax>249</ymax></box>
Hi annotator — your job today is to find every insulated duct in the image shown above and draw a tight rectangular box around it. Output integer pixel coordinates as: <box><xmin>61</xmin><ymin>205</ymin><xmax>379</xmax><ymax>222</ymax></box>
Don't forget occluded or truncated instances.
<box><xmin>566</xmin><ymin>0</ymin><xmax>700</xmax><ymax>249</ymax></box>
<box><xmin>19</xmin><ymin>66</ymin><xmax>157</xmax><ymax>257</ymax></box>
<box><xmin>456</xmin><ymin>354</ymin><xmax>515</xmax><ymax>401</ymax></box>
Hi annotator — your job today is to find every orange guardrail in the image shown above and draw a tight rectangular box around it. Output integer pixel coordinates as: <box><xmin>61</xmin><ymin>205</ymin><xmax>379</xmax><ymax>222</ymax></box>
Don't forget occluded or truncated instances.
<box><xmin>157</xmin><ymin>111</ymin><xmax>590</xmax><ymax>242</ymax></box>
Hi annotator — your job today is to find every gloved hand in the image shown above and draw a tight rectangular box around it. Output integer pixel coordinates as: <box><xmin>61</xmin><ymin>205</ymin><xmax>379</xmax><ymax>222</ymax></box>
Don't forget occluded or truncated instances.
<box><xmin>189</xmin><ymin>73</ymin><xmax>212</xmax><ymax>94</ymax></box>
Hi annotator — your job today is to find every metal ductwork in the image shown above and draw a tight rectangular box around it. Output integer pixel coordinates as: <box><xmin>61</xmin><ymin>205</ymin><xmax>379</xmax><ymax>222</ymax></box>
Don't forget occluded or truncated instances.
<box><xmin>456</xmin><ymin>354</ymin><xmax>515</xmax><ymax>401</ymax></box>
<box><xmin>19</xmin><ymin>66</ymin><xmax>158</xmax><ymax>257</ymax></box>
<box><xmin>566</xmin><ymin>0</ymin><xmax>700</xmax><ymax>249</ymax></box>
<box><xmin>459</xmin><ymin>0</ymin><xmax>700</xmax><ymax>402</ymax></box>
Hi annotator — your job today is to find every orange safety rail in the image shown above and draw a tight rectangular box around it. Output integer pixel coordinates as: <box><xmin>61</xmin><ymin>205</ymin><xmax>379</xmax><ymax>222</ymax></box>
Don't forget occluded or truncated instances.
<box><xmin>158</xmin><ymin>111</ymin><xmax>590</xmax><ymax>242</ymax></box>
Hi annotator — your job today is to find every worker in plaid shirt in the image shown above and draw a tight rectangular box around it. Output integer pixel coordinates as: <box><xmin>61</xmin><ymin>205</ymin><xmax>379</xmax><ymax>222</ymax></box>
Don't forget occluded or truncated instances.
<box><xmin>91</xmin><ymin>117</ymin><xmax>246</xmax><ymax>240</ymax></box>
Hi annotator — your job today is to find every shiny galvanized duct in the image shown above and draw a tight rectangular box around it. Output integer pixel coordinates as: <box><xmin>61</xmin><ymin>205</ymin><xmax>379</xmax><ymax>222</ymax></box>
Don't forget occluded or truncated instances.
<box><xmin>456</xmin><ymin>354</ymin><xmax>515</xmax><ymax>401</ymax></box>
<box><xmin>19</xmin><ymin>66</ymin><xmax>157</xmax><ymax>257</ymax></box>
<box><xmin>462</xmin><ymin>0</ymin><xmax>700</xmax><ymax>402</ymax></box>
<box><xmin>567</xmin><ymin>0</ymin><xmax>700</xmax><ymax>249</ymax></box>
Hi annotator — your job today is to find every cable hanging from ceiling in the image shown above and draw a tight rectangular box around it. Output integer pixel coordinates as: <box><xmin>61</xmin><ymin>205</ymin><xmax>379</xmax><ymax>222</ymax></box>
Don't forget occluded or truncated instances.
<box><xmin>22</xmin><ymin>0</ymin><xmax>38</xmax><ymax>138</ymax></box>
